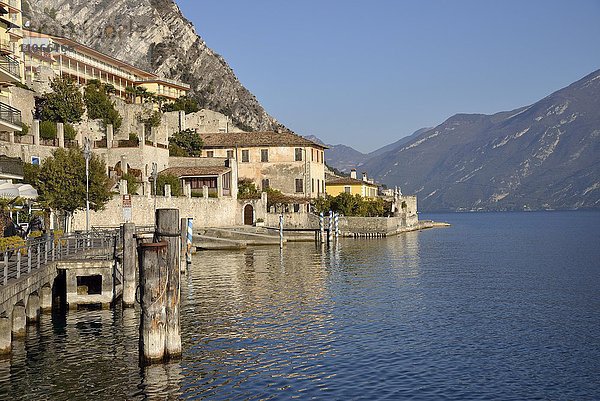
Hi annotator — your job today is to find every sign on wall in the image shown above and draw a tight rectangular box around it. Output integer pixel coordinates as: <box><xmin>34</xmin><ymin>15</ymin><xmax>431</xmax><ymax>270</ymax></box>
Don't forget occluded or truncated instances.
<box><xmin>122</xmin><ymin>194</ymin><xmax>132</xmax><ymax>222</ymax></box>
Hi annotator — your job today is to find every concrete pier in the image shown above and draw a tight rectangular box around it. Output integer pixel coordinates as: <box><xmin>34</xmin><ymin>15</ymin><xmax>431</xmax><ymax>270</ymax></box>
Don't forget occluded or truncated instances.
<box><xmin>40</xmin><ymin>285</ymin><xmax>52</xmax><ymax>312</ymax></box>
<box><xmin>25</xmin><ymin>293</ymin><xmax>40</xmax><ymax>323</ymax></box>
<box><xmin>122</xmin><ymin>223</ymin><xmax>136</xmax><ymax>307</ymax></box>
<box><xmin>11</xmin><ymin>304</ymin><xmax>25</xmax><ymax>337</ymax></box>
<box><xmin>0</xmin><ymin>316</ymin><xmax>10</xmax><ymax>354</ymax></box>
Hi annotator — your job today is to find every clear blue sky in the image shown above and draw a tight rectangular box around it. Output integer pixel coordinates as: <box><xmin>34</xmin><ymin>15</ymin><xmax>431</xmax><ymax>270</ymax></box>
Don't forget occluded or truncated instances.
<box><xmin>175</xmin><ymin>0</ymin><xmax>600</xmax><ymax>152</ymax></box>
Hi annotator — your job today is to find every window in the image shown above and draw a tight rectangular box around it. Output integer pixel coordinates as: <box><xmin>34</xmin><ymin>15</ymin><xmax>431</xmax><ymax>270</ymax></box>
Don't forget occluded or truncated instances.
<box><xmin>311</xmin><ymin>179</ymin><xmax>315</xmax><ymax>193</ymax></box>
<box><xmin>293</xmin><ymin>204</ymin><xmax>300</xmax><ymax>213</ymax></box>
<box><xmin>261</xmin><ymin>149</ymin><xmax>269</xmax><ymax>162</ymax></box>
<box><xmin>344</xmin><ymin>186</ymin><xmax>351</xmax><ymax>194</ymax></box>
<box><xmin>227</xmin><ymin>150</ymin><xmax>234</xmax><ymax>159</ymax></box>
<box><xmin>295</xmin><ymin>148</ymin><xmax>303</xmax><ymax>161</ymax></box>
<box><xmin>241</xmin><ymin>149</ymin><xmax>249</xmax><ymax>162</ymax></box>
<box><xmin>262</xmin><ymin>179</ymin><xmax>270</xmax><ymax>190</ymax></box>
<box><xmin>206</xmin><ymin>151</ymin><xmax>214</xmax><ymax>158</ymax></box>
<box><xmin>295</xmin><ymin>179</ymin><xmax>304</xmax><ymax>193</ymax></box>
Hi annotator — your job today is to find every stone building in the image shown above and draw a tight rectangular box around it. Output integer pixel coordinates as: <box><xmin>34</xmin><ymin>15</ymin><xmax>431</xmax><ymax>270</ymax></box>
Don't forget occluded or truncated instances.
<box><xmin>326</xmin><ymin>169</ymin><xmax>379</xmax><ymax>199</ymax></box>
<box><xmin>22</xmin><ymin>30</ymin><xmax>190</xmax><ymax>101</ymax></box>
<box><xmin>0</xmin><ymin>0</ymin><xmax>24</xmax><ymax>135</ymax></box>
<box><xmin>197</xmin><ymin>132</ymin><xmax>327</xmax><ymax>198</ymax></box>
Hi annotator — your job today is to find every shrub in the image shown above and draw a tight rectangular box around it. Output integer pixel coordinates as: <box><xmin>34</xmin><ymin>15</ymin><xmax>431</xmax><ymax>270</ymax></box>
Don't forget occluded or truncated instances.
<box><xmin>40</xmin><ymin>121</ymin><xmax>57</xmax><ymax>139</ymax></box>
<box><xmin>0</xmin><ymin>236</ymin><xmax>26</xmax><ymax>253</ymax></box>
<box><xmin>18</xmin><ymin>122</ymin><xmax>29</xmax><ymax>136</ymax></box>
<box><xmin>64</xmin><ymin>123</ymin><xmax>77</xmax><ymax>140</ymax></box>
<box><xmin>121</xmin><ymin>172</ymin><xmax>140</xmax><ymax>195</ymax></box>
<box><xmin>157</xmin><ymin>174</ymin><xmax>182</xmax><ymax>196</ymax></box>
<box><xmin>128</xmin><ymin>133</ymin><xmax>140</xmax><ymax>145</ymax></box>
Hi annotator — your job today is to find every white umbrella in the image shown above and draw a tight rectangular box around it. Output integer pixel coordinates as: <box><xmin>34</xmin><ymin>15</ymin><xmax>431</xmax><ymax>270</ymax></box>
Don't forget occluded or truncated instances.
<box><xmin>17</xmin><ymin>184</ymin><xmax>38</xmax><ymax>199</ymax></box>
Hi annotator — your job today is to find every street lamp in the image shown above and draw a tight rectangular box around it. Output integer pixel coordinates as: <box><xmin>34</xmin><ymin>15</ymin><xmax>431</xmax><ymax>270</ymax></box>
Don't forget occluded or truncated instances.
<box><xmin>151</xmin><ymin>162</ymin><xmax>158</xmax><ymax>212</ymax></box>
<box><xmin>83</xmin><ymin>137</ymin><xmax>92</xmax><ymax>232</ymax></box>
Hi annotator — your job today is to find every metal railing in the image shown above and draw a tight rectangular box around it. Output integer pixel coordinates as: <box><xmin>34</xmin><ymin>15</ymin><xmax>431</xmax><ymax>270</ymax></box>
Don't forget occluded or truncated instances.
<box><xmin>0</xmin><ymin>54</ymin><xmax>20</xmax><ymax>78</ymax></box>
<box><xmin>0</xmin><ymin>101</ymin><xmax>21</xmax><ymax>126</ymax></box>
<box><xmin>1</xmin><ymin>231</ymin><xmax>118</xmax><ymax>286</ymax></box>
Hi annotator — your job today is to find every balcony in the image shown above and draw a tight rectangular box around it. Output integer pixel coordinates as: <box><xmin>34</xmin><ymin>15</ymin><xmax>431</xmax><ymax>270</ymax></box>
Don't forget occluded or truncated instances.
<box><xmin>0</xmin><ymin>101</ymin><xmax>21</xmax><ymax>132</ymax></box>
<box><xmin>0</xmin><ymin>54</ymin><xmax>20</xmax><ymax>82</ymax></box>
<box><xmin>0</xmin><ymin>1</ymin><xmax>21</xmax><ymax>13</ymax></box>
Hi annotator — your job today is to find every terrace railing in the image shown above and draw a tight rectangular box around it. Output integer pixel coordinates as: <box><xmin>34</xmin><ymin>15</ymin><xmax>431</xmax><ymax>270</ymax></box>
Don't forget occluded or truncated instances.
<box><xmin>0</xmin><ymin>54</ymin><xmax>20</xmax><ymax>79</ymax></box>
<box><xmin>0</xmin><ymin>101</ymin><xmax>21</xmax><ymax>127</ymax></box>
<box><xmin>1</xmin><ymin>231</ymin><xmax>118</xmax><ymax>286</ymax></box>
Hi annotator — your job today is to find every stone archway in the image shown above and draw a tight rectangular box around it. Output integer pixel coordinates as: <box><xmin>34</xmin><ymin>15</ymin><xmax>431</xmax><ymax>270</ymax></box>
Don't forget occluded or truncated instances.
<box><xmin>243</xmin><ymin>204</ymin><xmax>254</xmax><ymax>226</ymax></box>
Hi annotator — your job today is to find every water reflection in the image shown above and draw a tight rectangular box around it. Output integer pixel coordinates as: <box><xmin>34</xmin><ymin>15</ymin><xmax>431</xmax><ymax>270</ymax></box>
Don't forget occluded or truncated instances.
<box><xmin>2</xmin><ymin>213</ymin><xmax>600</xmax><ymax>400</ymax></box>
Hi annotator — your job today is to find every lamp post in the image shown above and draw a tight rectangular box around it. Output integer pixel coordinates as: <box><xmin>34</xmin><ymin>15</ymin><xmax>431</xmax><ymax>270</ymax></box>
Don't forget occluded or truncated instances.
<box><xmin>83</xmin><ymin>137</ymin><xmax>91</xmax><ymax>232</ymax></box>
<box><xmin>151</xmin><ymin>162</ymin><xmax>158</xmax><ymax>213</ymax></box>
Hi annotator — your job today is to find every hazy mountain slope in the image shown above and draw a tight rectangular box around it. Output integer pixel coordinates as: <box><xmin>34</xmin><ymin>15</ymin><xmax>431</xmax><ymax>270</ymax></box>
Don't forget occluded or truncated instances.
<box><xmin>361</xmin><ymin>69</ymin><xmax>600</xmax><ymax>211</ymax></box>
<box><xmin>24</xmin><ymin>0</ymin><xmax>282</xmax><ymax>131</ymax></box>
<box><xmin>308</xmin><ymin>128</ymin><xmax>430</xmax><ymax>173</ymax></box>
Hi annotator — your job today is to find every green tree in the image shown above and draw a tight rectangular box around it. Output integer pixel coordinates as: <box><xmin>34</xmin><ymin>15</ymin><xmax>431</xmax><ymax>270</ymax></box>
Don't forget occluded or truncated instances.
<box><xmin>84</xmin><ymin>80</ymin><xmax>123</xmax><ymax>131</ymax></box>
<box><xmin>39</xmin><ymin>76</ymin><xmax>85</xmax><ymax>124</ymax></box>
<box><xmin>157</xmin><ymin>174</ymin><xmax>182</xmax><ymax>196</ymax></box>
<box><xmin>35</xmin><ymin>148</ymin><xmax>111</xmax><ymax>215</ymax></box>
<box><xmin>140</xmin><ymin>110</ymin><xmax>161</xmax><ymax>131</ymax></box>
<box><xmin>237</xmin><ymin>179</ymin><xmax>260</xmax><ymax>199</ymax></box>
<box><xmin>162</xmin><ymin>96</ymin><xmax>200</xmax><ymax>114</ymax></box>
<box><xmin>169</xmin><ymin>129</ymin><xmax>203</xmax><ymax>157</ymax></box>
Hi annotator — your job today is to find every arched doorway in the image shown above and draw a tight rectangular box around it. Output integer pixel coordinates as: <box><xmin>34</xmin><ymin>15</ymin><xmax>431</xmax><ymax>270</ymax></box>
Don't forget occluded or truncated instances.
<box><xmin>243</xmin><ymin>204</ymin><xmax>254</xmax><ymax>225</ymax></box>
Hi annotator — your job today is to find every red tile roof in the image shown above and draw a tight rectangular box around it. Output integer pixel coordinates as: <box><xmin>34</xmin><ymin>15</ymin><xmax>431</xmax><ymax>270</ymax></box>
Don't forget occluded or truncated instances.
<box><xmin>199</xmin><ymin>132</ymin><xmax>327</xmax><ymax>149</ymax></box>
<box><xmin>160</xmin><ymin>166</ymin><xmax>230</xmax><ymax>177</ymax></box>
<box><xmin>326</xmin><ymin>177</ymin><xmax>378</xmax><ymax>187</ymax></box>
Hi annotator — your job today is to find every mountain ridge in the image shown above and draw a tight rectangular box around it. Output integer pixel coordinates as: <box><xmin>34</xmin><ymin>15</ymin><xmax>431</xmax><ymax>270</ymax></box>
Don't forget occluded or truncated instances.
<box><xmin>24</xmin><ymin>0</ymin><xmax>284</xmax><ymax>132</ymax></box>
<box><xmin>360</xmin><ymin>69</ymin><xmax>600</xmax><ymax>211</ymax></box>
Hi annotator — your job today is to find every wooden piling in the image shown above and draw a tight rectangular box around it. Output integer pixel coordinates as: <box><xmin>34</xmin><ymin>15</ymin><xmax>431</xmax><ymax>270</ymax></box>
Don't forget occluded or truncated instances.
<box><xmin>155</xmin><ymin>208</ymin><xmax>182</xmax><ymax>358</ymax></box>
<box><xmin>138</xmin><ymin>242</ymin><xmax>168</xmax><ymax>364</ymax></box>
<box><xmin>123</xmin><ymin>223</ymin><xmax>136</xmax><ymax>307</ymax></box>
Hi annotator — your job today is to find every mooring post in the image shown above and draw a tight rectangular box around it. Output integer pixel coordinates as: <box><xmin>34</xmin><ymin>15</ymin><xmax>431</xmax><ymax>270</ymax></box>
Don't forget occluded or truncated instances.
<box><xmin>279</xmin><ymin>213</ymin><xmax>284</xmax><ymax>249</ymax></box>
<box><xmin>334</xmin><ymin>212</ymin><xmax>339</xmax><ymax>239</ymax></box>
<box><xmin>187</xmin><ymin>218</ymin><xmax>193</xmax><ymax>265</ymax></box>
<box><xmin>138</xmin><ymin>242</ymin><xmax>168</xmax><ymax>364</ymax></box>
<box><xmin>122</xmin><ymin>223</ymin><xmax>136</xmax><ymax>307</ymax></box>
<box><xmin>319</xmin><ymin>212</ymin><xmax>325</xmax><ymax>244</ymax></box>
<box><xmin>328</xmin><ymin>210</ymin><xmax>333</xmax><ymax>245</ymax></box>
<box><xmin>180</xmin><ymin>217</ymin><xmax>187</xmax><ymax>271</ymax></box>
<box><xmin>155</xmin><ymin>208</ymin><xmax>182</xmax><ymax>359</ymax></box>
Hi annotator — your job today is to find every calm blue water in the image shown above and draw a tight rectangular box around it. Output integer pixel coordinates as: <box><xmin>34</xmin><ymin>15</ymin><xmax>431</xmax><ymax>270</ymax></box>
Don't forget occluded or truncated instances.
<box><xmin>1</xmin><ymin>211</ymin><xmax>599</xmax><ymax>400</ymax></box>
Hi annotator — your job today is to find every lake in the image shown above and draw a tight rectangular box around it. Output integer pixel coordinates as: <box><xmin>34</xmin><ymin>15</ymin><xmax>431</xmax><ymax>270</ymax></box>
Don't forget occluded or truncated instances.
<box><xmin>1</xmin><ymin>211</ymin><xmax>599</xmax><ymax>400</ymax></box>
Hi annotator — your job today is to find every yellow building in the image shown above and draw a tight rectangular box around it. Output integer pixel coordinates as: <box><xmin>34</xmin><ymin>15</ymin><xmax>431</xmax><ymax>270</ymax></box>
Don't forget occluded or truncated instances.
<box><xmin>198</xmin><ymin>132</ymin><xmax>327</xmax><ymax>199</ymax></box>
<box><xmin>326</xmin><ymin>170</ymin><xmax>379</xmax><ymax>199</ymax></box>
<box><xmin>22</xmin><ymin>30</ymin><xmax>190</xmax><ymax>102</ymax></box>
<box><xmin>0</xmin><ymin>0</ymin><xmax>23</xmax><ymax>133</ymax></box>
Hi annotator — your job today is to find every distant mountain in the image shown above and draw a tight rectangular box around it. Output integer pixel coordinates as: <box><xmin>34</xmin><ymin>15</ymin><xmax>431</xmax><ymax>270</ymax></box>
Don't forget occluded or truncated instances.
<box><xmin>308</xmin><ymin>128</ymin><xmax>430</xmax><ymax>174</ymax></box>
<box><xmin>361</xmin><ymin>69</ymin><xmax>600</xmax><ymax>211</ymax></box>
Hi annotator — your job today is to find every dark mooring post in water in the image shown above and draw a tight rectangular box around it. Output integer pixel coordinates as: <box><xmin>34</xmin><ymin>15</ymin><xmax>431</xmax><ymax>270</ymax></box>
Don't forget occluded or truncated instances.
<box><xmin>155</xmin><ymin>208</ymin><xmax>182</xmax><ymax>359</ymax></box>
<box><xmin>138</xmin><ymin>242</ymin><xmax>168</xmax><ymax>364</ymax></box>
<box><xmin>122</xmin><ymin>223</ymin><xmax>136</xmax><ymax>307</ymax></box>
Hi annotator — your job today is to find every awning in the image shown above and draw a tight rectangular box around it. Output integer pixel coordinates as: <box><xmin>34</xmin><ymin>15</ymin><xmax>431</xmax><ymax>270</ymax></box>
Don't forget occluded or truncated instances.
<box><xmin>0</xmin><ymin>183</ymin><xmax>38</xmax><ymax>199</ymax></box>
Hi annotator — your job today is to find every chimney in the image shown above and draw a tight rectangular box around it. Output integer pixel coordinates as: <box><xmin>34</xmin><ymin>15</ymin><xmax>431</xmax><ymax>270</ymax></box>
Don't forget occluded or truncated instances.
<box><xmin>362</xmin><ymin>172</ymin><xmax>368</xmax><ymax>182</ymax></box>
<box><xmin>350</xmin><ymin>169</ymin><xmax>357</xmax><ymax>179</ymax></box>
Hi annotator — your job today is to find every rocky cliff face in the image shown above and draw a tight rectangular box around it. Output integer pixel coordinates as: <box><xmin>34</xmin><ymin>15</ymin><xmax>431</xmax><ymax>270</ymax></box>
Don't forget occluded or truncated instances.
<box><xmin>360</xmin><ymin>69</ymin><xmax>600</xmax><ymax>211</ymax></box>
<box><xmin>24</xmin><ymin>0</ymin><xmax>282</xmax><ymax>132</ymax></box>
